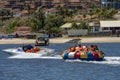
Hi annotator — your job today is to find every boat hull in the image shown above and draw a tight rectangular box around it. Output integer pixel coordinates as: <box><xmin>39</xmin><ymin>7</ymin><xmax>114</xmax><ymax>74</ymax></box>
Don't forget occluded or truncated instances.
<box><xmin>3</xmin><ymin>48</ymin><xmax>54</xmax><ymax>56</ymax></box>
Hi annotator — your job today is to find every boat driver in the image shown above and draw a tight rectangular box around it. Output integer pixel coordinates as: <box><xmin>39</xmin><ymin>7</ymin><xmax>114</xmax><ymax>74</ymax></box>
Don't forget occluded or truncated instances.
<box><xmin>22</xmin><ymin>44</ymin><xmax>34</xmax><ymax>52</ymax></box>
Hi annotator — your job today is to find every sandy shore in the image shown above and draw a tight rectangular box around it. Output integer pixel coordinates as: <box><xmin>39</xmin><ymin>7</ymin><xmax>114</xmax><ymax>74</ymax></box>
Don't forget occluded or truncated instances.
<box><xmin>0</xmin><ymin>37</ymin><xmax>120</xmax><ymax>44</ymax></box>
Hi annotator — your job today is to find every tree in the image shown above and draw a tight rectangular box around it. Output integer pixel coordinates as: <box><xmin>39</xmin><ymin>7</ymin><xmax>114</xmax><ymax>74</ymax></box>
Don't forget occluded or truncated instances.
<box><xmin>4</xmin><ymin>9</ymin><xmax>11</xmax><ymax>18</ymax></box>
<box><xmin>80</xmin><ymin>21</ymin><xmax>88</xmax><ymax>29</ymax></box>
<box><xmin>0</xmin><ymin>9</ymin><xmax>5</xmax><ymax>21</ymax></box>
<box><xmin>0</xmin><ymin>20</ymin><xmax>3</xmax><ymax>26</ymax></box>
<box><xmin>71</xmin><ymin>22</ymin><xmax>78</xmax><ymax>29</ymax></box>
<box><xmin>107</xmin><ymin>8</ymin><xmax>117</xmax><ymax>18</ymax></box>
<box><xmin>55</xmin><ymin>5</ymin><xmax>73</xmax><ymax>17</ymax></box>
<box><xmin>29</xmin><ymin>18</ymin><xmax>41</xmax><ymax>32</ymax></box>
<box><xmin>6</xmin><ymin>19</ymin><xmax>19</xmax><ymax>34</ymax></box>
<box><xmin>26</xmin><ymin>7</ymin><xmax>46</xmax><ymax>32</ymax></box>
<box><xmin>89</xmin><ymin>9</ymin><xmax>94</xmax><ymax>19</ymax></box>
<box><xmin>44</xmin><ymin>15</ymin><xmax>64</xmax><ymax>34</ymax></box>
<box><xmin>82</xmin><ymin>14</ymin><xmax>86</xmax><ymax>20</ymax></box>
<box><xmin>55</xmin><ymin>5</ymin><xmax>64</xmax><ymax>15</ymax></box>
<box><xmin>35</xmin><ymin>7</ymin><xmax>45</xmax><ymax>29</ymax></box>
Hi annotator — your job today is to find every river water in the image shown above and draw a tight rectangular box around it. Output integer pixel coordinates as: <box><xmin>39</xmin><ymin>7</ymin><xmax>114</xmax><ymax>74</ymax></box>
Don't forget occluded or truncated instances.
<box><xmin>0</xmin><ymin>43</ymin><xmax>120</xmax><ymax>80</ymax></box>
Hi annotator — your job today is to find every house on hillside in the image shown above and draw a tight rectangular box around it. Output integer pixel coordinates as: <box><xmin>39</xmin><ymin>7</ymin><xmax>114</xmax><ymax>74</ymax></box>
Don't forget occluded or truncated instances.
<box><xmin>12</xmin><ymin>9</ymin><xmax>22</xmax><ymax>17</ymax></box>
<box><xmin>60</xmin><ymin>23</ymin><xmax>80</xmax><ymax>30</ymax></box>
<box><xmin>88</xmin><ymin>21</ymin><xmax>120</xmax><ymax>36</ymax></box>
<box><xmin>60</xmin><ymin>23</ymin><xmax>88</xmax><ymax>36</ymax></box>
<box><xmin>21</xmin><ymin>10</ymin><xmax>29</xmax><ymax>16</ymax></box>
<box><xmin>15</xmin><ymin>26</ymin><xmax>35</xmax><ymax>38</ymax></box>
<box><xmin>60</xmin><ymin>23</ymin><xmax>72</xmax><ymax>31</ymax></box>
<box><xmin>44</xmin><ymin>8</ymin><xmax>58</xmax><ymax>17</ymax></box>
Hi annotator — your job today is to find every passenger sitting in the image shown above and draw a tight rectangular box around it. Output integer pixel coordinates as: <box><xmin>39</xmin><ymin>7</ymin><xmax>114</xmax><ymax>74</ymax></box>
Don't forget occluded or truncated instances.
<box><xmin>75</xmin><ymin>46</ymin><xmax>80</xmax><ymax>52</ymax></box>
<box><xmin>68</xmin><ymin>48</ymin><xmax>71</xmax><ymax>52</ymax></box>
<box><xmin>82</xmin><ymin>46</ymin><xmax>88</xmax><ymax>53</ymax></box>
<box><xmin>75</xmin><ymin>45</ymin><xmax>82</xmax><ymax>52</ymax></box>
<box><xmin>27</xmin><ymin>44</ymin><xmax>34</xmax><ymax>50</ymax></box>
<box><xmin>79</xmin><ymin>45</ymin><xmax>83</xmax><ymax>51</ymax></box>
<box><xmin>17</xmin><ymin>46</ymin><xmax>23</xmax><ymax>52</ymax></box>
<box><xmin>71</xmin><ymin>46</ymin><xmax>76</xmax><ymax>52</ymax></box>
<box><xmin>90</xmin><ymin>45</ymin><xmax>95</xmax><ymax>52</ymax></box>
<box><xmin>94</xmin><ymin>45</ymin><xmax>99</xmax><ymax>51</ymax></box>
<box><xmin>33</xmin><ymin>47</ymin><xmax>40</xmax><ymax>53</ymax></box>
<box><xmin>68</xmin><ymin>46</ymin><xmax>76</xmax><ymax>52</ymax></box>
<box><xmin>26</xmin><ymin>49</ymin><xmax>33</xmax><ymax>53</ymax></box>
<box><xmin>22</xmin><ymin>44</ymin><xmax>34</xmax><ymax>52</ymax></box>
<box><xmin>22</xmin><ymin>45</ymin><xmax>27</xmax><ymax>52</ymax></box>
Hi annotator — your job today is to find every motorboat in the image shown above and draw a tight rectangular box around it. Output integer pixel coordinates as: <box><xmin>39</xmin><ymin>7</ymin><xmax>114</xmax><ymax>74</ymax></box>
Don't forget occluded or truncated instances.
<box><xmin>35</xmin><ymin>33</ymin><xmax>49</xmax><ymax>46</ymax></box>
<box><xmin>3</xmin><ymin>46</ymin><xmax>54</xmax><ymax>56</ymax></box>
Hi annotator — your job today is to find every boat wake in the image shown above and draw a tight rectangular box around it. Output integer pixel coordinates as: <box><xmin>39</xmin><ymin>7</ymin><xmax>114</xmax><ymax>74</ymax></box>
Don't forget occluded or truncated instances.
<box><xmin>6</xmin><ymin>49</ymin><xmax>120</xmax><ymax>65</ymax></box>
<box><xmin>8</xmin><ymin>52</ymin><xmax>62</xmax><ymax>59</ymax></box>
<box><xmin>3</xmin><ymin>47</ymin><xmax>62</xmax><ymax>59</ymax></box>
<box><xmin>8</xmin><ymin>53</ymin><xmax>120</xmax><ymax>65</ymax></box>
<box><xmin>65</xmin><ymin>57</ymin><xmax>120</xmax><ymax>65</ymax></box>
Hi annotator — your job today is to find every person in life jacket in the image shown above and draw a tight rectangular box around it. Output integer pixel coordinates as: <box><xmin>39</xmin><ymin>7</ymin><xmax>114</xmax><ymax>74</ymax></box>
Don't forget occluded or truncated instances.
<box><xmin>22</xmin><ymin>44</ymin><xmax>34</xmax><ymax>52</ymax></box>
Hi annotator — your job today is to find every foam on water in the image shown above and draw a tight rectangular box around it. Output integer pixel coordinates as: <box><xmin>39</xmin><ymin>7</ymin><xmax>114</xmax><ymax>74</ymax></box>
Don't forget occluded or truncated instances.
<box><xmin>6</xmin><ymin>48</ymin><xmax>120</xmax><ymax>65</ymax></box>
<box><xmin>8</xmin><ymin>52</ymin><xmax>62</xmax><ymax>59</ymax></box>
<box><xmin>39</xmin><ymin>55</ymin><xmax>62</xmax><ymax>59</ymax></box>
<box><xmin>8</xmin><ymin>53</ymin><xmax>120</xmax><ymax>65</ymax></box>
<box><xmin>65</xmin><ymin>57</ymin><xmax>120</xmax><ymax>65</ymax></box>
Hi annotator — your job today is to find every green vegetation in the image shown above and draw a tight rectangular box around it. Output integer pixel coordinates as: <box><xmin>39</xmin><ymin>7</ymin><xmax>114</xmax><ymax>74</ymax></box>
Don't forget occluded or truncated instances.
<box><xmin>44</xmin><ymin>14</ymin><xmax>64</xmax><ymax>34</ymax></box>
<box><xmin>0</xmin><ymin>6</ymin><xmax>118</xmax><ymax>34</ymax></box>
<box><xmin>6</xmin><ymin>18</ymin><xmax>19</xmax><ymax>34</ymax></box>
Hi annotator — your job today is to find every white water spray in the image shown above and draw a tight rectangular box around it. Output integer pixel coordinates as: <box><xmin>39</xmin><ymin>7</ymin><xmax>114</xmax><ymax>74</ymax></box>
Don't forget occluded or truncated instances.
<box><xmin>8</xmin><ymin>53</ymin><xmax>120</xmax><ymax>65</ymax></box>
<box><xmin>8</xmin><ymin>52</ymin><xmax>62</xmax><ymax>59</ymax></box>
<box><xmin>65</xmin><ymin>57</ymin><xmax>120</xmax><ymax>65</ymax></box>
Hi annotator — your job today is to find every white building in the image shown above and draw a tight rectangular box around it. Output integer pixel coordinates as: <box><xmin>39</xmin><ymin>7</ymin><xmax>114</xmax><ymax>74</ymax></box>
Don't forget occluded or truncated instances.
<box><xmin>100</xmin><ymin>21</ymin><xmax>120</xmax><ymax>34</ymax></box>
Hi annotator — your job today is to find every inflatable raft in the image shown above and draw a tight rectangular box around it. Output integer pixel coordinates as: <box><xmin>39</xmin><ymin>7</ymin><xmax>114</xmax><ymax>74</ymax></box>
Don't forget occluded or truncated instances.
<box><xmin>61</xmin><ymin>50</ymin><xmax>104</xmax><ymax>61</ymax></box>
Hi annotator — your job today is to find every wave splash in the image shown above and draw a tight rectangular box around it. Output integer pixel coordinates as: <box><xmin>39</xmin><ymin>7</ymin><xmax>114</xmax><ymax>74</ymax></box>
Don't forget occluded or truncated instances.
<box><xmin>8</xmin><ymin>52</ymin><xmax>62</xmax><ymax>59</ymax></box>
<box><xmin>7</xmin><ymin>51</ymin><xmax>120</xmax><ymax>65</ymax></box>
<box><xmin>9</xmin><ymin>53</ymin><xmax>120</xmax><ymax>65</ymax></box>
<box><xmin>65</xmin><ymin>57</ymin><xmax>120</xmax><ymax>65</ymax></box>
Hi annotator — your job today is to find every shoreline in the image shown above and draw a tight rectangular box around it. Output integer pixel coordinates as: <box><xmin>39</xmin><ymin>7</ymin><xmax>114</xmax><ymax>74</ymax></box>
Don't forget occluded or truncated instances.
<box><xmin>0</xmin><ymin>37</ymin><xmax>120</xmax><ymax>44</ymax></box>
